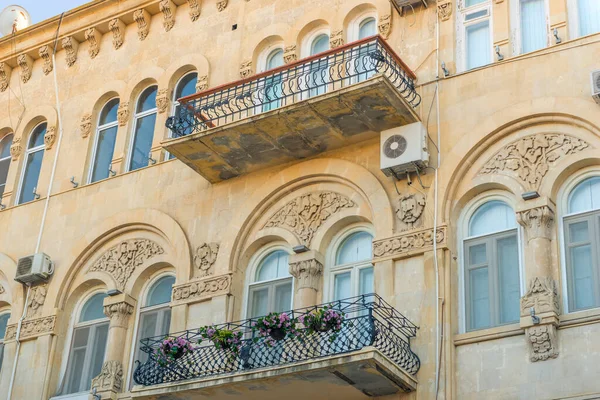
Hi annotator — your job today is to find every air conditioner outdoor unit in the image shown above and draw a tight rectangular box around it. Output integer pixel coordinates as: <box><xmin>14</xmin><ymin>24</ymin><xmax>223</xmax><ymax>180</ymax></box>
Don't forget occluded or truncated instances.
<box><xmin>391</xmin><ymin>0</ymin><xmax>429</xmax><ymax>13</ymax></box>
<box><xmin>15</xmin><ymin>253</ymin><xmax>54</xmax><ymax>284</ymax></box>
<box><xmin>592</xmin><ymin>69</ymin><xmax>600</xmax><ymax>105</ymax></box>
<box><xmin>380</xmin><ymin>122</ymin><xmax>429</xmax><ymax>177</ymax></box>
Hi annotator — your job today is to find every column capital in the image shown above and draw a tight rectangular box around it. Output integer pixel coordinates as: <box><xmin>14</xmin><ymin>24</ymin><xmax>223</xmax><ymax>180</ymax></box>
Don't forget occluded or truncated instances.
<box><xmin>103</xmin><ymin>293</ymin><xmax>136</xmax><ymax>328</ymax></box>
<box><xmin>516</xmin><ymin>200</ymin><xmax>555</xmax><ymax>241</ymax></box>
<box><xmin>289</xmin><ymin>250</ymin><xmax>324</xmax><ymax>291</ymax></box>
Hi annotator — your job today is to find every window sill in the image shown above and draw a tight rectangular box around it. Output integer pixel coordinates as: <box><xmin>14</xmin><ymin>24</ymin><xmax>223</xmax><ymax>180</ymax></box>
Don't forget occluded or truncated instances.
<box><xmin>49</xmin><ymin>392</ymin><xmax>89</xmax><ymax>400</ymax></box>
<box><xmin>559</xmin><ymin>308</ymin><xmax>600</xmax><ymax>329</ymax></box>
<box><xmin>454</xmin><ymin>323</ymin><xmax>523</xmax><ymax>346</ymax></box>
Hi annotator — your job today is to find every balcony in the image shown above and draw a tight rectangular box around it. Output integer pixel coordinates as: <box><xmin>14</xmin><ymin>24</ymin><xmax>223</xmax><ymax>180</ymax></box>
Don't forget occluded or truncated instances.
<box><xmin>163</xmin><ymin>36</ymin><xmax>421</xmax><ymax>183</ymax></box>
<box><xmin>131</xmin><ymin>294</ymin><xmax>420</xmax><ymax>399</ymax></box>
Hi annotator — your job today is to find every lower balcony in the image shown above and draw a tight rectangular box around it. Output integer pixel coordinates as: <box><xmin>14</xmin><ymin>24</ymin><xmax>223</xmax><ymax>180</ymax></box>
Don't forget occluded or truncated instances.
<box><xmin>131</xmin><ymin>294</ymin><xmax>420</xmax><ymax>399</ymax></box>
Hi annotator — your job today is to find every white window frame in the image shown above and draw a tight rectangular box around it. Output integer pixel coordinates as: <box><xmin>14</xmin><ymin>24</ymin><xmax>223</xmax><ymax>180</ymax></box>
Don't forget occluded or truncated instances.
<box><xmin>457</xmin><ymin>193</ymin><xmax>525</xmax><ymax>333</ymax></box>
<box><xmin>509</xmin><ymin>0</ymin><xmax>550</xmax><ymax>56</ymax></box>
<box><xmin>88</xmin><ymin>98</ymin><xmax>120</xmax><ymax>184</ymax></box>
<box><xmin>456</xmin><ymin>0</ymin><xmax>494</xmax><ymax>73</ymax></box>
<box><xmin>166</xmin><ymin>72</ymin><xmax>198</xmax><ymax>159</ymax></box>
<box><xmin>348</xmin><ymin>11</ymin><xmax>378</xmax><ymax>43</ymax></box>
<box><xmin>0</xmin><ymin>309</ymin><xmax>10</xmax><ymax>372</ymax></box>
<box><xmin>126</xmin><ymin>86</ymin><xmax>158</xmax><ymax>172</ymax></box>
<box><xmin>301</xmin><ymin>27</ymin><xmax>331</xmax><ymax>100</ymax></box>
<box><xmin>0</xmin><ymin>133</ymin><xmax>14</xmax><ymax>201</ymax></box>
<box><xmin>16</xmin><ymin>122</ymin><xmax>46</xmax><ymax>205</ymax></box>
<box><xmin>256</xmin><ymin>45</ymin><xmax>285</xmax><ymax>115</ymax></box>
<box><xmin>567</xmin><ymin>0</ymin><xmax>600</xmax><ymax>39</ymax></box>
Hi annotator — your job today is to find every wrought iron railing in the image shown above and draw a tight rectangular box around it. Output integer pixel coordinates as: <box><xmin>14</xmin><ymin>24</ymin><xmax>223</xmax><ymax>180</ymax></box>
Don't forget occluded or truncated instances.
<box><xmin>133</xmin><ymin>294</ymin><xmax>420</xmax><ymax>387</ymax></box>
<box><xmin>165</xmin><ymin>35</ymin><xmax>420</xmax><ymax>138</ymax></box>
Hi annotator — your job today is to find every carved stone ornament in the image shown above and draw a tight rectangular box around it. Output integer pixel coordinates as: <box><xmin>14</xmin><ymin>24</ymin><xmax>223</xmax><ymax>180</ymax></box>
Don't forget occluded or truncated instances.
<box><xmin>217</xmin><ymin>0</ymin><xmax>228</xmax><ymax>12</ymax></box>
<box><xmin>520</xmin><ymin>276</ymin><xmax>560</xmax><ymax>317</ymax></box>
<box><xmin>330</xmin><ymin>30</ymin><xmax>344</xmax><ymax>49</ymax></box>
<box><xmin>0</xmin><ymin>62</ymin><xmax>13</xmax><ymax>92</ymax></box>
<box><xmin>17</xmin><ymin>53</ymin><xmax>33</xmax><ymax>83</ymax></box>
<box><xmin>239</xmin><ymin>60</ymin><xmax>253</xmax><ymax>78</ymax></box>
<box><xmin>0</xmin><ymin>283</ymin><xmax>5</xmax><ymax>294</ymax></box>
<box><xmin>44</xmin><ymin>126</ymin><xmax>57</xmax><ymax>150</ymax></box>
<box><xmin>109</xmin><ymin>18</ymin><xmax>126</xmax><ymax>50</ymax></box>
<box><xmin>289</xmin><ymin>259</ymin><xmax>323</xmax><ymax>290</ymax></box>
<box><xmin>133</xmin><ymin>9</ymin><xmax>151</xmax><ymax>41</ymax></box>
<box><xmin>480</xmin><ymin>134</ymin><xmax>590</xmax><ymax>190</ymax></box>
<box><xmin>187</xmin><ymin>0</ymin><xmax>201</xmax><ymax>21</ymax></box>
<box><xmin>88</xmin><ymin>239</ymin><xmax>164</xmax><ymax>291</ymax></box>
<box><xmin>39</xmin><ymin>45</ymin><xmax>53</xmax><ymax>75</ymax></box>
<box><xmin>396</xmin><ymin>193</ymin><xmax>426</xmax><ymax>229</ymax></box>
<box><xmin>527</xmin><ymin>324</ymin><xmax>558</xmax><ymax>362</ymax></box>
<box><xmin>117</xmin><ymin>102</ymin><xmax>129</xmax><ymax>126</ymax></box>
<box><xmin>172</xmin><ymin>274</ymin><xmax>231</xmax><ymax>304</ymax></box>
<box><xmin>438</xmin><ymin>1</ymin><xmax>452</xmax><ymax>21</ymax></box>
<box><xmin>84</xmin><ymin>27</ymin><xmax>101</xmax><ymax>58</ymax></box>
<box><xmin>283</xmin><ymin>45</ymin><xmax>297</xmax><ymax>64</ymax></box>
<box><xmin>91</xmin><ymin>360</ymin><xmax>123</xmax><ymax>393</ymax></box>
<box><xmin>193</xmin><ymin>242</ymin><xmax>219</xmax><ymax>277</ymax></box>
<box><xmin>156</xmin><ymin>88</ymin><xmax>170</xmax><ymax>114</ymax></box>
<box><xmin>378</xmin><ymin>14</ymin><xmax>392</xmax><ymax>39</ymax></box>
<box><xmin>80</xmin><ymin>113</ymin><xmax>92</xmax><ymax>138</ymax></box>
<box><xmin>103</xmin><ymin>301</ymin><xmax>134</xmax><ymax>327</ymax></box>
<box><xmin>62</xmin><ymin>36</ymin><xmax>79</xmax><ymax>67</ymax></box>
<box><xmin>5</xmin><ymin>315</ymin><xmax>57</xmax><ymax>341</ymax></box>
<box><xmin>196</xmin><ymin>75</ymin><xmax>208</xmax><ymax>92</ymax></box>
<box><xmin>10</xmin><ymin>136</ymin><xmax>22</xmax><ymax>161</ymax></box>
<box><xmin>27</xmin><ymin>284</ymin><xmax>48</xmax><ymax>318</ymax></box>
<box><xmin>160</xmin><ymin>0</ymin><xmax>176</xmax><ymax>32</ymax></box>
<box><xmin>517</xmin><ymin>205</ymin><xmax>555</xmax><ymax>241</ymax></box>
<box><xmin>373</xmin><ymin>226</ymin><xmax>447</xmax><ymax>260</ymax></box>
<box><xmin>263</xmin><ymin>192</ymin><xmax>356</xmax><ymax>246</ymax></box>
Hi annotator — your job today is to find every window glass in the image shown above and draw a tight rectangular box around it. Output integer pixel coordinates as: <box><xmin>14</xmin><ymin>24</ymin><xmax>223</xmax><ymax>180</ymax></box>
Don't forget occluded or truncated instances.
<box><xmin>359</xmin><ymin>267</ymin><xmax>374</xmax><ymax>295</ymax></box>
<box><xmin>466</xmin><ymin>21</ymin><xmax>491</xmax><ymax>70</ymax></box>
<box><xmin>130</xmin><ymin>113</ymin><xmax>157</xmax><ymax>171</ymax></box>
<box><xmin>146</xmin><ymin>276</ymin><xmax>176</xmax><ymax>307</ymax></box>
<box><xmin>358</xmin><ymin>18</ymin><xmax>376</xmax><ymax>39</ymax></box>
<box><xmin>136</xmin><ymin>86</ymin><xmax>158</xmax><ymax>113</ymax></box>
<box><xmin>0</xmin><ymin>134</ymin><xmax>12</xmax><ymax>159</ymax></box>
<box><xmin>248</xmin><ymin>249</ymin><xmax>292</xmax><ymax>318</ymax></box>
<box><xmin>520</xmin><ymin>0</ymin><xmax>546</xmax><ymax>53</ymax></box>
<box><xmin>466</xmin><ymin>0</ymin><xmax>486</xmax><ymax>6</ymax></box>
<box><xmin>28</xmin><ymin>123</ymin><xmax>46</xmax><ymax>149</ymax></box>
<box><xmin>262</xmin><ymin>49</ymin><xmax>284</xmax><ymax>112</ymax></box>
<box><xmin>250</xmin><ymin>286</ymin><xmax>269</xmax><ymax>317</ymax></box>
<box><xmin>578</xmin><ymin>0</ymin><xmax>600</xmax><ymax>36</ymax></box>
<box><xmin>175</xmin><ymin>73</ymin><xmax>198</xmax><ymax>100</ymax></box>
<box><xmin>79</xmin><ymin>293</ymin><xmax>108</xmax><ymax>323</ymax></box>
<box><xmin>497</xmin><ymin>236</ymin><xmax>520</xmax><ymax>323</ymax></box>
<box><xmin>469</xmin><ymin>200</ymin><xmax>516</xmax><ymax>237</ymax></box>
<box><xmin>469</xmin><ymin>267</ymin><xmax>490</xmax><ymax>329</ymax></box>
<box><xmin>0</xmin><ymin>134</ymin><xmax>13</xmax><ymax>201</ymax></box>
<box><xmin>255</xmin><ymin>250</ymin><xmax>290</xmax><ymax>282</ymax></box>
<box><xmin>90</xmin><ymin>126</ymin><xmax>118</xmax><ymax>183</ymax></box>
<box><xmin>568</xmin><ymin>177</ymin><xmax>600</xmax><ymax>214</ymax></box>
<box><xmin>309</xmin><ymin>34</ymin><xmax>330</xmax><ymax>98</ymax></box>
<box><xmin>333</xmin><ymin>271</ymin><xmax>352</xmax><ymax>301</ymax></box>
<box><xmin>311</xmin><ymin>34</ymin><xmax>329</xmax><ymax>55</ymax></box>
<box><xmin>99</xmin><ymin>98</ymin><xmax>120</xmax><ymax>126</ymax></box>
<box><xmin>19</xmin><ymin>149</ymin><xmax>44</xmax><ymax>204</ymax></box>
<box><xmin>0</xmin><ymin>314</ymin><xmax>9</xmax><ymax>340</ymax></box>
<box><xmin>336</xmin><ymin>231</ymin><xmax>373</xmax><ymax>265</ymax></box>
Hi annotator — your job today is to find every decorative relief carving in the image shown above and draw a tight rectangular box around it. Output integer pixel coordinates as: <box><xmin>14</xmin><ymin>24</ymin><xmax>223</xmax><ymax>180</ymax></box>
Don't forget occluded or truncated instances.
<box><xmin>133</xmin><ymin>9</ymin><xmax>151</xmax><ymax>41</ymax></box>
<box><xmin>109</xmin><ymin>18</ymin><xmax>126</xmax><ymax>50</ymax></box>
<box><xmin>39</xmin><ymin>45</ymin><xmax>53</xmax><ymax>75</ymax></box>
<box><xmin>85</xmin><ymin>27</ymin><xmax>101</xmax><ymax>59</ymax></box>
<box><xmin>289</xmin><ymin>259</ymin><xmax>323</xmax><ymax>290</ymax></box>
<box><xmin>196</xmin><ymin>75</ymin><xmax>208</xmax><ymax>92</ymax></box>
<box><xmin>10</xmin><ymin>136</ymin><xmax>21</xmax><ymax>160</ymax></box>
<box><xmin>5</xmin><ymin>315</ymin><xmax>56</xmax><ymax>341</ymax></box>
<box><xmin>187</xmin><ymin>0</ymin><xmax>201</xmax><ymax>21</ymax></box>
<box><xmin>27</xmin><ymin>284</ymin><xmax>48</xmax><ymax>318</ymax></box>
<box><xmin>527</xmin><ymin>324</ymin><xmax>558</xmax><ymax>362</ymax></box>
<box><xmin>44</xmin><ymin>126</ymin><xmax>57</xmax><ymax>150</ymax></box>
<box><xmin>396</xmin><ymin>193</ymin><xmax>426</xmax><ymax>230</ymax></box>
<box><xmin>193</xmin><ymin>242</ymin><xmax>219</xmax><ymax>277</ymax></box>
<box><xmin>239</xmin><ymin>60</ymin><xmax>253</xmax><ymax>78</ymax></box>
<box><xmin>517</xmin><ymin>205</ymin><xmax>555</xmax><ymax>241</ymax></box>
<box><xmin>0</xmin><ymin>284</ymin><xmax>5</xmax><ymax>294</ymax></box>
<box><xmin>103</xmin><ymin>301</ymin><xmax>134</xmax><ymax>327</ymax></box>
<box><xmin>17</xmin><ymin>53</ymin><xmax>33</xmax><ymax>83</ymax></box>
<box><xmin>80</xmin><ymin>114</ymin><xmax>92</xmax><ymax>138</ymax></box>
<box><xmin>156</xmin><ymin>88</ymin><xmax>170</xmax><ymax>113</ymax></box>
<box><xmin>283</xmin><ymin>45</ymin><xmax>297</xmax><ymax>64</ymax></box>
<box><xmin>480</xmin><ymin>134</ymin><xmax>590</xmax><ymax>190</ymax></box>
<box><xmin>91</xmin><ymin>360</ymin><xmax>123</xmax><ymax>393</ymax></box>
<box><xmin>329</xmin><ymin>30</ymin><xmax>344</xmax><ymax>48</ymax></box>
<box><xmin>172</xmin><ymin>274</ymin><xmax>231</xmax><ymax>304</ymax></box>
<box><xmin>117</xmin><ymin>102</ymin><xmax>129</xmax><ymax>126</ymax></box>
<box><xmin>62</xmin><ymin>36</ymin><xmax>79</xmax><ymax>67</ymax></box>
<box><xmin>437</xmin><ymin>1</ymin><xmax>452</xmax><ymax>21</ymax></box>
<box><xmin>160</xmin><ymin>0</ymin><xmax>176</xmax><ymax>32</ymax></box>
<box><xmin>0</xmin><ymin>62</ymin><xmax>12</xmax><ymax>92</ymax></box>
<box><xmin>521</xmin><ymin>277</ymin><xmax>560</xmax><ymax>317</ymax></box>
<box><xmin>263</xmin><ymin>192</ymin><xmax>356</xmax><ymax>246</ymax></box>
<box><xmin>378</xmin><ymin>14</ymin><xmax>392</xmax><ymax>39</ymax></box>
<box><xmin>217</xmin><ymin>0</ymin><xmax>228</xmax><ymax>12</ymax></box>
<box><xmin>88</xmin><ymin>239</ymin><xmax>164</xmax><ymax>291</ymax></box>
<box><xmin>373</xmin><ymin>226</ymin><xmax>447</xmax><ymax>259</ymax></box>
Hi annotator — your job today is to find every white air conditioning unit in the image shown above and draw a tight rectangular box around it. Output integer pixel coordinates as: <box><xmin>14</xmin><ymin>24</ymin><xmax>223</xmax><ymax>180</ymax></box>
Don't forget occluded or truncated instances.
<box><xmin>592</xmin><ymin>69</ymin><xmax>600</xmax><ymax>105</ymax></box>
<box><xmin>380</xmin><ymin>122</ymin><xmax>429</xmax><ymax>177</ymax></box>
<box><xmin>15</xmin><ymin>253</ymin><xmax>54</xmax><ymax>284</ymax></box>
<box><xmin>391</xmin><ymin>0</ymin><xmax>429</xmax><ymax>13</ymax></box>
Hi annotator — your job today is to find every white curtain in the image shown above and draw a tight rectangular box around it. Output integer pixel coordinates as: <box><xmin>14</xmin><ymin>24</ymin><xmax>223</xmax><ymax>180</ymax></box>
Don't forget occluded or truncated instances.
<box><xmin>469</xmin><ymin>201</ymin><xmax>516</xmax><ymax>237</ymax></box>
<box><xmin>466</xmin><ymin>21</ymin><xmax>491</xmax><ymax>70</ymax></box>
<box><xmin>520</xmin><ymin>0</ymin><xmax>547</xmax><ymax>53</ymax></box>
<box><xmin>578</xmin><ymin>0</ymin><xmax>600</xmax><ymax>36</ymax></box>
<box><xmin>569</xmin><ymin>177</ymin><xmax>600</xmax><ymax>214</ymax></box>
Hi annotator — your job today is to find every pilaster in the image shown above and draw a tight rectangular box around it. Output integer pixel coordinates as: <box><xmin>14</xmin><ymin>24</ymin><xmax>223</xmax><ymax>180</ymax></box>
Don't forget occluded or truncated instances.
<box><xmin>289</xmin><ymin>250</ymin><xmax>324</xmax><ymax>308</ymax></box>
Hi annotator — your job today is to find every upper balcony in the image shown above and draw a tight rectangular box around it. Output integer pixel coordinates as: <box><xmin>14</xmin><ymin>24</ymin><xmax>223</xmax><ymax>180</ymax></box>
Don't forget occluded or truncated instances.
<box><xmin>163</xmin><ymin>36</ymin><xmax>421</xmax><ymax>183</ymax></box>
<box><xmin>131</xmin><ymin>294</ymin><xmax>420</xmax><ymax>399</ymax></box>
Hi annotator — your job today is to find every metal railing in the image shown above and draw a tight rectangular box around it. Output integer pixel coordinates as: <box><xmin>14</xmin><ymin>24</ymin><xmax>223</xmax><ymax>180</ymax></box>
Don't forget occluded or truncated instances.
<box><xmin>165</xmin><ymin>35</ymin><xmax>420</xmax><ymax>138</ymax></box>
<box><xmin>133</xmin><ymin>294</ymin><xmax>420</xmax><ymax>387</ymax></box>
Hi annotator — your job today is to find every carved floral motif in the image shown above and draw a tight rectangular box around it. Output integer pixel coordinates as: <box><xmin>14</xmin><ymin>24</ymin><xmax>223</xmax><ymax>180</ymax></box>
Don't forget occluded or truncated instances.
<box><xmin>88</xmin><ymin>239</ymin><xmax>164</xmax><ymax>291</ymax></box>
<box><xmin>62</xmin><ymin>37</ymin><xmax>79</xmax><ymax>67</ymax></box>
<box><xmin>91</xmin><ymin>360</ymin><xmax>123</xmax><ymax>393</ymax></box>
<box><xmin>517</xmin><ymin>205</ymin><xmax>555</xmax><ymax>241</ymax></box>
<box><xmin>438</xmin><ymin>1</ymin><xmax>452</xmax><ymax>21</ymax></box>
<box><xmin>5</xmin><ymin>315</ymin><xmax>56</xmax><ymax>341</ymax></box>
<box><xmin>17</xmin><ymin>53</ymin><xmax>33</xmax><ymax>83</ymax></box>
<box><xmin>264</xmin><ymin>192</ymin><xmax>355</xmax><ymax>246</ymax></box>
<box><xmin>520</xmin><ymin>276</ymin><xmax>560</xmax><ymax>317</ymax></box>
<box><xmin>117</xmin><ymin>102</ymin><xmax>129</xmax><ymax>126</ymax></box>
<box><xmin>283</xmin><ymin>45</ymin><xmax>297</xmax><ymax>64</ymax></box>
<box><xmin>239</xmin><ymin>60</ymin><xmax>253</xmax><ymax>78</ymax></box>
<box><xmin>133</xmin><ymin>9</ymin><xmax>151</xmax><ymax>41</ymax></box>
<box><xmin>373</xmin><ymin>226</ymin><xmax>447</xmax><ymax>259</ymax></box>
<box><xmin>39</xmin><ymin>45</ymin><xmax>53</xmax><ymax>75</ymax></box>
<box><xmin>156</xmin><ymin>88</ymin><xmax>170</xmax><ymax>114</ymax></box>
<box><xmin>196</xmin><ymin>75</ymin><xmax>208</xmax><ymax>92</ymax></box>
<box><xmin>289</xmin><ymin>259</ymin><xmax>323</xmax><ymax>290</ymax></box>
<box><xmin>81</xmin><ymin>114</ymin><xmax>92</xmax><ymax>138</ymax></box>
<box><xmin>217</xmin><ymin>0</ymin><xmax>228</xmax><ymax>12</ymax></box>
<box><xmin>187</xmin><ymin>0</ymin><xmax>201</xmax><ymax>21</ymax></box>
<box><xmin>85</xmin><ymin>27</ymin><xmax>101</xmax><ymax>58</ymax></box>
<box><xmin>172</xmin><ymin>274</ymin><xmax>231</xmax><ymax>303</ymax></box>
<box><xmin>10</xmin><ymin>136</ymin><xmax>22</xmax><ymax>160</ymax></box>
<box><xmin>527</xmin><ymin>324</ymin><xmax>558</xmax><ymax>362</ymax></box>
<box><xmin>480</xmin><ymin>134</ymin><xmax>590</xmax><ymax>190</ymax></box>
<box><xmin>330</xmin><ymin>30</ymin><xmax>344</xmax><ymax>48</ymax></box>
<box><xmin>44</xmin><ymin>126</ymin><xmax>57</xmax><ymax>150</ymax></box>
<box><xmin>160</xmin><ymin>0</ymin><xmax>176</xmax><ymax>32</ymax></box>
<box><xmin>27</xmin><ymin>284</ymin><xmax>47</xmax><ymax>318</ymax></box>
<box><xmin>109</xmin><ymin>18</ymin><xmax>126</xmax><ymax>50</ymax></box>
<box><xmin>396</xmin><ymin>193</ymin><xmax>425</xmax><ymax>229</ymax></box>
<box><xmin>193</xmin><ymin>242</ymin><xmax>219</xmax><ymax>277</ymax></box>
<box><xmin>0</xmin><ymin>62</ymin><xmax>12</xmax><ymax>92</ymax></box>
<box><xmin>378</xmin><ymin>14</ymin><xmax>392</xmax><ymax>39</ymax></box>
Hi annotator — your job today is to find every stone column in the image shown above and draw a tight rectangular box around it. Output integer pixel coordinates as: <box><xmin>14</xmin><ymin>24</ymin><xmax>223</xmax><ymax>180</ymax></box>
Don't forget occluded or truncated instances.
<box><xmin>91</xmin><ymin>294</ymin><xmax>135</xmax><ymax>399</ymax></box>
<box><xmin>288</xmin><ymin>250</ymin><xmax>324</xmax><ymax>309</ymax></box>
<box><xmin>516</xmin><ymin>200</ymin><xmax>559</xmax><ymax>362</ymax></box>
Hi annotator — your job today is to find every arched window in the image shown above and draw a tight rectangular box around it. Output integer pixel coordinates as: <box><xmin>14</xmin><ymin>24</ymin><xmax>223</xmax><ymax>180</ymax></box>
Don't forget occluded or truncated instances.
<box><xmin>308</xmin><ymin>33</ymin><xmax>330</xmax><ymax>98</ymax></box>
<box><xmin>129</xmin><ymin>86</ymin><xmax>158</xmax><ymax>171</ymax></box>
<box><xmin>18</xmin><ymin>123</ymin><xmax>46</xmax><ymax>204</ymax></box>
<box><xmin>464</xmin><ymin>200</ymin><xmax>520</xmax><ymax>331</ymax></box>
<box><xmin>0</xmin><ymin>312</ymin><xmax>10</xmax><ymax>371</ymax></box>
<box><xmin>564</xmin><ymin>176</ymin><xmax>600</xmax><ymax>311</ymax></box>
<box><xmin>358</xmin><ymin>17</ymin><xmax>376</xmax><ymax>39</ymax></box>
<box><xmin>330</xmin><ymin>231</ymin><xmax>374</xmax><ymax>301</ymax></box>
<box><xmin>89</xmin><ymin>99</ymin><xmax>119</xmax><ymax>183</ymax></box>
<box><xmin>169</xmin><ymin>73</ymin><xmax>198</xmax><ymax>149</ymax></box>
<box><xmin>0</xmin><ymin>134</ymin><xmax>13</xmax><ymax>201</ymax></box>
<box><xmin>569</xmin><ymin>0</ymin><xmax>600</xmax><ymax>38</ymax></box>
<box><xmin>247</xmin><ymin>250</ymin><xmax>292</xmax><ymax>318</ymax></box>
<box><xmin>62</xmin><ymin>292</ymin><xmax>109</xmax><ymax>395</ymax></box>
<box><xmin>262</xmin><ymin>49</ymin><xmax>284</xmax><ymax>112</ymax></box>
<box><xmin>356</xmin><ymin>17</ymin><xmax>377</xmax><ymax>82</ymax></box>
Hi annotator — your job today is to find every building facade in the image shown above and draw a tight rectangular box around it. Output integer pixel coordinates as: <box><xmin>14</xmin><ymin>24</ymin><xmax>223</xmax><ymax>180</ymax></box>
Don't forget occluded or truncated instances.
<box><xmin>0</xmin><ymin>0</ymin><xmax>599</xmax><ymax>399</ymax></box>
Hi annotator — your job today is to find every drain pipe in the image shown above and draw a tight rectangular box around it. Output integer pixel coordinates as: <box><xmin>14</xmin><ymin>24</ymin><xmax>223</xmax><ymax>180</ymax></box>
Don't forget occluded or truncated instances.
<box><xmin>6</xmin><ymin>285</ymin><xmax>31</xmax><ymax>400</ymax></box>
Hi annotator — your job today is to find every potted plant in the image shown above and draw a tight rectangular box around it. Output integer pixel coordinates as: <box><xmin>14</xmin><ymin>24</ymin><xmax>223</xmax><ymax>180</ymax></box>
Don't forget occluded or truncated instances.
<box><xmin>199</xmin><ymin>325</ymin><xmax>243</xmax><ymax>358</ymax></box>
<box><xmin>298</xmin><ymin>306</ymin><xmax>345</xmax><ymax>341</ymax></box>
<box><xmin>154</xmin><ymin>336</ymin><xmax>195</xmax><ymax>367</ymax></box>
<box><xmin>252</xmin><ymin>312</ymin><xmax>299</xmax><ymax>347</ymax></box>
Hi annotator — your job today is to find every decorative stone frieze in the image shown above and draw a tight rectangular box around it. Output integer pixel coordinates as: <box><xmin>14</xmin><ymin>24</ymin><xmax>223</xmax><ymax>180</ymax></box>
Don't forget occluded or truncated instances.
<box><xmin>283</xmin><ymin>45</ymin><xmax>297</xmax><ymax>64</ymax></box>
<box><xmin>27</xmin><ymin>284</ymin><xmax>48</xmax><ymax>318</ymax></box>
<box><xmin>103</xmin><ymin>299</ymin><xmax>135</xmax><ymax>328</ymax></box>
<box><xmin>239</xmin><ymin>60</ymin><xmax>253</xmax><ymax>78</ymax></box>
<box><xmin>88</xmin><ymin>239</ymin><xmax>164</xmax><ymax>291</ymax></box>
<box><xmin>44</xmin><ymin>126</ymin><xmax>57</xmax><ymax>150</ymax></box>
<box><xmin>160</xmin><ymin>0</ymin><xmax>176</xmax><ymax>32</ymax></box>
<box><xmin>263</xmin><ymin>192</ymin><xmax>355</xmax><ymax>246</ymax></box>
<box><xmin>187</xmin><ymin>0</ymin><xmax>201</xmax><ymax>21</ymax></box>
<box><xmin>521</xmin><ymin>277</ymin><xmax>560</xmax><ymax>318</ymax></box>
<box><xmin>62</xmin><ymin>36</ymin><xmax>79</xmax><ymax>67</ymax></box>
<box><xmin>330</xmin><ymin>30</ymin><xmax>344</xmax><ymax>48</ymax></box>
<box><xmin>378</xmin><ymin>14</ymin><xmax>392</xmax><ymax>39</ymax></box>
<box><xmin>480</xmin><ymin>134</ymin><xmax>590</xmax><ymax>190</ymax></box>
<box><xmin>117</xmin><ymin>102</ymin><xmax>130</xmax><ymax>126</ymax></box>
<box><xmin>109</xmin><ymin>18</ymin><xmax>126</xmax><ymax>50</ymax></box>
<box><xmin>133</xmin><ymin>9</ymin><xmax>151</xmax><ymax>41</ymax></box>
<box><xmin>0</xmin><ymin>62</ymin><xmax>11</xmax><ymax>92</ymax></box>
<box><xmin>10</xmin><ymin>136</ymin><xmax>21</xmax><ymax>160</ymax></box>
<box><xmin>527</xmin><ymin>324</ymin><xmax>558</xmax><ymax>362</ymax></box>
<box><xmin>289</xmin><ymin>258</ymin><xmax>323</xmax><ymax>290</ymax></box>
<box><xmin>156</xmin><ymin>88</ymin><xmax>170</xmax><ymax>113</ymax></box>
<box><xmin>80</xmin><ymin>113</ymin><xmax>92</xmax><ymax>138</ymax></box>
<box><xmin>193</xmin><ymin>242</ymin><xmax>219</xmax><ymax>277</ymax></box>
<box><xmin>373</xmin><ymin>226</ymin><xmax>447</xmax><ymax>260</ymax></box>
<box><xmin>39</xmin><ymin>45</ymin><xmax>53</xmax><ymax>75</ymax></box>
<box><xmin>5</xmin><ymin>315</ymin><xmax>57</xmax><ymax>341</ymax></box>
<box><xmin>217</xmin><ymin>0</ymin><xmax>228</xmax><ymax>12</ymax></box>
<box><xmin>396</xmin><ymin>193</ymin><xmax>426</xmax><ymax>230</ymax></box>
<box><xmin>91</xmin><ymin>360</ymin><xmax>123</xmax><ymax>393</ymax></box>
<box><xmin>437</xmin><ymin>1</ymin><xmax>452</xmax><ymax>21</ymax></box>
<box><xmin>196</xmin><ymin>75</ymin><xmax>208</xmax><ymax>92</ymax></box>
<box><xmin>172</xmin><ymin>274</ymin><xmax>231</xmax><ymax>305</ymax></box>
<box><xmin>84</xmin><ymin>27</ymin><xmax>101</xmax><ymax>58</ymax></box>
<box><xmin>517</xmin><ymin>205</ymin><xmax>555</xmax><ymax>241</ymax></box>
<box><xmin>17</xmin><ymin>53</ymin><xmax>33</xmax><ymax>83</ymax></box>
